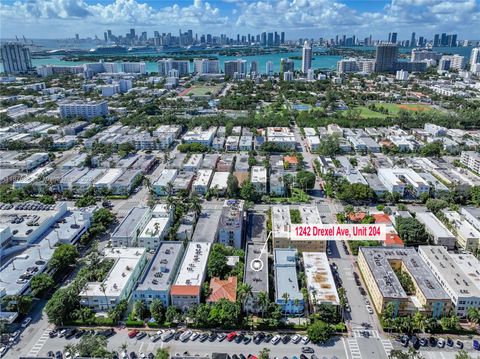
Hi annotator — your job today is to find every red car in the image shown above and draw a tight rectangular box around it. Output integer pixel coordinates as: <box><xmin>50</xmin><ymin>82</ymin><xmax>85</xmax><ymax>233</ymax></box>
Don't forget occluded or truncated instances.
<box><xmin>226</xmin><ymin>332</ymin><xmax>237</xmax><ymax>342</ymax></box>
<box><xmin>128</xmin><ymin>329</ymin><xmax>139</xmax><ymax>338</ymax></box>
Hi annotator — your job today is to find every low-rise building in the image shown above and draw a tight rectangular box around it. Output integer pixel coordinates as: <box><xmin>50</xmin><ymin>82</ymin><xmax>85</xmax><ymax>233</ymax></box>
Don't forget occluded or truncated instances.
<box><xmin>170</xmin><ymin>242</ymin><xmax>211</xmax><ymax>310</ymax></box>
<box><xmin>378</xmin><ymin>168</ymin><xmax>430</xmax><ymax>197</ymax></box>
<box><xmin>243</xmin><ymin>242</ymin><xmax>269</xmax><ymax>314</ymax></box>
<box><xmin>132</xmin><ymin>241</ymin><xmax>185</xmax><ymax>308</ymax></box>
<box><xmin>111</xmin><ymin>169</ymin><xmax>142</xmax><ymax>195</ymax></box>
<box><xmin>183</xmin><ymin>154</ymin><xmax>203</xmax><ymax>172</ymax></box>
<box><xmin>217</xmin><ymin>200</ymin><xmax>245</xmax><ymax>248</ymax></box>
<box><xmin>192</xmin><ymin>169</ymin><xmax>213</xmax><ymax>195</ymax></box>
<box><xmin>274</xmin><ymin>248</ymin><xmax>304</xmax><ymax>315</ymax></box>
<box><xmin>303</xmin><ymin>252</ymin><xmax>340</xmax><ymax>308</ymax></box>
<box><xmin>251</xmin><ymin>166</ymin><xmax>267</xmax><ymax>194</ymax></box>
<box><xmin>210</xmin><ymin>171</ymin><xmax>229</xmax><ymax>195</ymax></box>
<box><xmin>137</xmin><ymin>207</ymin><xmax>173</xmax><ymax>249</ymax></box>
<box><xmin>443</xmin><ymin>210</ymin><xmax>480</xmax><ymax>253</ymax></box>
<box><xmin>152</xmin><ymin>169</ymin><xmax>177</xmax><ymax>196</ymax></box>
<box><xmin>207</xmin><ymin>277</ymin><xmax>237</xmax><ymax>303</ymax></box>
<box><xmin>79</xmin><ymin>247</ymin><xmax>147</xmax><ymax>311</ymax></box>
<box><xmin>110</xmin><ymin>207</ymin><xmax>151</xmax><ymax>247</ymax></box>
<box><xmin>461</xmin><ymin>151</ymin><xmax>480</xmax><ymax>173</ymax></box>
<box><xmin>416</xmin><ymin>212</ymin><xmax>456</xmax><ymax>249</ymax></box>
<box><xmin>418</xmin><ymin>246</ymin><xmax>480</xmax><ymax>317</ymax></box>
<box><xmin>358</xmin><ymin>247</ymin><xmax>451</xmax><ymax>318</ymax></box>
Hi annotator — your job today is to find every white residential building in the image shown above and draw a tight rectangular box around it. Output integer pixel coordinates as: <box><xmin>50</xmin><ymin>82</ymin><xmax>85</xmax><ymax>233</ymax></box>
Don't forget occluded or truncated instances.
<box><xmin>377</xmin><ymin>168</ymin><xmax>430</xmax><ymax>197</ymax></box>
<box><xmin>217</xmin><ymin>200</ymin><xmax>245</xmax><ymax>248</ymax></box>
<box><xmin>251</xmin><ymin>166</ymin><xmax>267</xmax><ymax>194</ymax></box>
<box><xmin>59</xmin><ymin>101</ymin><xmax>108</xmax><ymax>120</ymax></box>
<box><xmin>416</xmin><ymin>212</ymin><xmax>456</xmax><ymax>249</ymax></box>
<box><xmin>192</xmin><ymin>169</ymin><xmax>213</xmax><ymax>195</ymax></box>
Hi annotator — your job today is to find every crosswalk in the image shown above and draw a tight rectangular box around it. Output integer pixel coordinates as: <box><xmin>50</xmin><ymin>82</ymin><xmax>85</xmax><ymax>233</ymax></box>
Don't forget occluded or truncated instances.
<box><xmin>381</xmin><ymin>339</ymin><xmax>394</xmax><ymax>357</ymax></box>
<box><xmin>27</xmin><ymin>329</ymin><xmax>50</xmax><ymax>357</ymax></box>
<box><xmin>346</xmin><ymin>338</ymin><xmax>362</xmax><ymax>359</ymax></box>
<box><xmin>352</xmin><ymin>329</ymin><xmax>380</xmax><ymax>339</ymax></box>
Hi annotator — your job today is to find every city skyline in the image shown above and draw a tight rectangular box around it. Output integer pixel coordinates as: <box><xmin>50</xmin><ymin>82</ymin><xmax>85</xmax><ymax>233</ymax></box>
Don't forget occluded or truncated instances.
<box><xmin>0</xmin><ymin>0</ymin><xmax>479</xmax><ymax>40</ymax></box>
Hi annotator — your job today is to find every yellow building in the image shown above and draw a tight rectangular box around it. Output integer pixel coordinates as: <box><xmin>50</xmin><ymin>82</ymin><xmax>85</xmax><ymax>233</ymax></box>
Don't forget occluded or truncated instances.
<box><xmin>358</xmin><ymin>247</ymin><xmax>451</xmax><ymax>318</ymax></box>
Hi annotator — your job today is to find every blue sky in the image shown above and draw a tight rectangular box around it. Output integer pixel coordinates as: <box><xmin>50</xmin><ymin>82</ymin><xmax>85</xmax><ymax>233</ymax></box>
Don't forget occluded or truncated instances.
<box><xmin>0</xmin><ymin>0</ymin><xmax>479</xmax><ymax>39</ymax></box>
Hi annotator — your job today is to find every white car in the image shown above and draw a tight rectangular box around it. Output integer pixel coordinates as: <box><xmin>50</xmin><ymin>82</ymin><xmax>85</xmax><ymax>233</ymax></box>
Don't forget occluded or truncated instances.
<box><xmin>301</xmin><ymin>336</ymin><xmax>310</xmax><ymax>345</ymax></box>
<box><xmin>191</xmin><ymin>332</ymin><xmax>200</xmax><ymax>341</ymax></box>
<box><xmin>140</xmin><ymin>353</ymin><xmax>146</xmax><ymax>359</ymax></box>
<box><xmin>291</xmin><ymin>334</ymin><xmax>301</xmax><ymax>344</ymax></box>
<box><xmin>366</xmin><ymin>305</ymin><xmax>374</xmax><ymax>314</ymax></box>
<box><xmin>21</xmin><ymin>317</ymin><xmax>32</xmax><ymax>328</ymax></box>
<box><xmin>180</xmin><ymin>330</ymin><xmax>193</xmax><ymax>342</ymax></box>
<box><xmin>271</xmin><ymin>335</ymin><xmax>281</xmax><ymax>345</ymax></box>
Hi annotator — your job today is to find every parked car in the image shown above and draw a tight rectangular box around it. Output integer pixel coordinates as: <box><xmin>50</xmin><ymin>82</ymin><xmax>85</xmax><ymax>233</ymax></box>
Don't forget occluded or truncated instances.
<box><xmin>136</xmin><ymin>332</ymin><xmax>147</xmax><ymax>340</ymax></box>
<box><xmin>243</xmin><ymin>336</ymin><xmax>252</xmax><ymax>344</ymax></box>
<box><xmin>128</xmin><ymin>329</ymin><xmax>139</xmax><ymax>339</ymax></box>
<box><xmin>366</xmin><ymin>305</ymin><xmax>374</xmax><ymax>314</ymax></box>
<box><xmin>180</xmin><ymin>330</ymin><xmax>192</xmax><ymax>342</ymax></box>
<box><xmin>401</xmin><ymin>335</ymin><xmax>409</xmax><ymax>347</ymax></box>
<box><xmin>473</xmin><ymin>339</ymin><xmax>479</xmax><ymax>350</ymax></box>
<box><xmin>199</xmin><ymin>333</ymin><xmax>209</xmax><ymax>342</ymax></box>
<box><xmin>49</xmin><ymin>330</ymin><xmax>58</xmax><ymax>338</ymax></box>
<box><xmin>191</xmin><ymin>332</ymin><xmax>200</xmax><ymax>341</ymax></box>
<box><xmin>254</xmin><ymin>332</ymin><xmax>265</xmax><ymax>344</ymax></box>
<box><xmin>161</xmin><ymin>330</ymin><xmax>175</xmax><ymax>342</ymax></box>
<box><xmin>419</xmin><ymin>338</ymin><xmax>427</xmax><ymax>347</ymax></box>
<box><xmin>218</xmin><ymin>333</ymin><xmax>226</xmax><ymax>342</ymax></box>
<box><xmin>437</xmin><ymin>338</ymin><xmax>445</xmax><ymax>348</ymax></box>
<box><xmin>456</xmin><ymin>340</ymin><xmax>464</xmax><ymax>349</ymax></box>
<box><xmin>301</xmin><ymin>336</ymin><xmax>310</xmax><ymax>345</ymax></box>
<box><xmin>174</xmin><ymin>331</ymin><xmax>183</xmax><ymax>340</ymax></box>
<box><xmin>208</xmin><ymin>332</ymin><xmax>217</xmax><ymax>342</ymax></box>
<box><xmin>21</xmin><ymin>317</ymin><xmax>32</xmax><ymax>327</ymax></box>
<box><xmin>226</xmin><ymin>332</ymin><xmax>237</xmax><ymax>342</ymax></box>
<box><xmin>271</xmin><ymin>335</ymin><xmax>281</xmax><ymax>345</ymax></box>
<box><xmin>264</xmin><ymin>334</ymin><xmax>273</xmax><ymax>343</ymax></box>
<box><xmin>447</xmin><ymin>338</ymin><xmax>454</xmax><ymax>347</ymax></box>
<box><xmin>429</xmin><ymin>337</ymin><xmax>437</xmax><ymax>347</ymax></box>
<box><xmin>282</xmin><ymin>335</ymin><xmax>291</xmax><ymax>344</ymax></box>
<box><xmin>301</xmin><ymin>347</ymin><xmax>314</xmax><ymax>354</ymax></box>
<box><xmin>235</xmin><ymin>333</ymin><xmax>245</xmax><ymax>343</ymax></box>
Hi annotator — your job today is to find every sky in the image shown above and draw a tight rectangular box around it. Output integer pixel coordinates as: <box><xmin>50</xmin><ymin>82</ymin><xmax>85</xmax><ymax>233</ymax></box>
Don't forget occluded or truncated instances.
<box><xmin>0</xmin><ymin>0</ymin><xmax>479</xmax><ymax>40</ymax></box>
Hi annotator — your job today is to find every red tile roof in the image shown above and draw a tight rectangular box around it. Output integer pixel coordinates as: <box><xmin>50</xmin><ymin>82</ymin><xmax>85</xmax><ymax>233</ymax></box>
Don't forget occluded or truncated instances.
<box><xmin>284</xmin><ymin>156</ymin><xmax>299</xmax><ymax>165</ymax></box>
<box><xmin>170</xmin><ymin>285</ymin><xmax>200</xmax><ymax>296</ymax></box>
<box><xmin>385</xmin><ymin>233</ymin><xmax>404</xmax><ymax>247</ymax></box>
<box><xmin>207</xmin><ymin>277</ymin><xmax>237</xmax><ymax>303</ymax></box>
<box><xmin>373</xmin><ymin>213</ymin><xmax>392</xmax><ymax>224</ymax></box>
<box><xmin>347</xmin><ymin>212</ymin><xmax>366</xmax><ymax>222</ymax></box>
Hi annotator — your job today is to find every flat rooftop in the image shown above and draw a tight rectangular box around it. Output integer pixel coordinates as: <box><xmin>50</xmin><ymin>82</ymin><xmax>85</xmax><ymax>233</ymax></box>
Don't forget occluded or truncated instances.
<box><xmin>173</xmin><ymin>242</ymin><xmax>211</xmax><ymax>287</ymax></box>
<box><xmin>450</xmin><ymin>253</ymin><xmax>480</xmax><ymax>291</ymax></box>
<box><xmin>360</xmin><ymin>247</ymin><xmax>449</xmax><ymax>300</ymax></box>
<box><xmin>135</xmin><ymin>241</ymin><xmax>184</xmax><ymax>292</ymax></box>
<box><xmin>80</xmin><ymin>247</ymin><xmax>146</xmax><ymax>297</ymax></box>
<box><xmin>219</xmin><ymin>200</ymin><xmax>244</xmax><ymax>230</ymax></box>
<box><xmin>416</xmin><ymin>212</ymin><xmax>455</xmax><ymax>239</ymax></box>
<box><xmin>274</xmin><ymin>248</ymin><xmax>303</xmax><ymax>301</ymax></box>
<box><xmin>244</xmin><ymin>243</ymin><xmax>269</xmax><ymax>292</ymax></box>
<box><xmin>303</xmin><ymin>252</ymin><xmax>340</xmax><ymax>305</ymax></box>
<box><xmin>272</xmin><ymin>205</ymin><xmax>291</xmax><ymax>239</ymax></box>
<box><xmin>192</xmin><ymin>208</ymin><xmax>222</xmax><ymax>242</ymax></box>
<box><xmin>111</xmin><ymin>207</ymin><xmax>150</xmax><ymax>239</ymax></box>
<box><xmin>418</xmin><ymin>246</ymin><xmax>480</xmax><ymax>298</ymax></box>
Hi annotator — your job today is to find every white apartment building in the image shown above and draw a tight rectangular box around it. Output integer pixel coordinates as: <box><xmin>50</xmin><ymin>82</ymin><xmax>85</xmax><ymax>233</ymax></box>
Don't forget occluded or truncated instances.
<box><xmin>416</xmin><ymin>212</ymin><xmax>456</xmax><ymax>249</ymax></box>
<box><xmin>217</xmin><ymin>200</ymin><xmax>245</xmax><ymax>248</ymax></box>
<box><xmin>59</xmin><ymin>101</ymin><xmax>108</xmax><ymax>120</ymax></box>
<box><xmin>79</xmin><ymin>247</ymin><xmax>147</xmax><ymax>311</ymax></box>
<box><xmin>192</xmin><ymin>169</ymin><xmax>213</xmax><ymax>195</ymax></box>
<box><xmin>183</xmin><ymin>127</ymin><xmax>216</xmax><ymax>147</ymax></box>
<box><xmin>153</xmin><ymin>169</ymin><xmax>178</xmax><ymax>196</ymax></box>
<box><xmin>419</xmin><ymin>246</ymin><xmax>480</xmax><ymax>317</ymax></box>
<box><xmin>193</xmin><ymin>59</ymin><xmax>220</xmax><ymax>74</ymax></box>
<box><xmin>251</xmin><ymin>166</ymin><xmax>267</xmax><ymax>194</ymax></box>
<box><xmin>377</xmin><ymin>168</ymin><xmax>430</xmax><ymax>197</ymax></box>
<box><xmin>461</xmin><ymin>151</ymin><xmax>480</xmax><ymax>173</ymax></box>
<box><xmin>110</xmin><ymin>207</ymin><xmax>152</xmax><ymax>247</ymax></box>
<box><xmin>137</xmin><ymin>206</ymin><xmax>173</xmax><ymax>249</ymax></box>
<box><xmin>157</xmin><ymin>59</ymin><xmax>189</xmax><ymax>77</ymax></box>
<box><xmin>267</xmin><ymin>127</ymin><xmax>296</xmax><ymax>150</ymax></box>
<box><xmin>170</xmin><ymin>242</ymin><xmax>211</xmax><ymax>310</ymax></box>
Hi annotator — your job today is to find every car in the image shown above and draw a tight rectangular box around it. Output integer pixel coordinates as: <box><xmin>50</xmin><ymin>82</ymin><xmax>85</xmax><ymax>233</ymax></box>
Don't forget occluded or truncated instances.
<box><xmin>74</xmin><ymin>329</ymin><xmax>85</xmax><ymax>339</ymax></box>
<box><xmin>174</xmin><ymin>331</ymin><xmax>184</xmax><ymax>340</ymax></box>
<box><xmin>362</xmin><ymin>331</ymin><xmax>370</xmax><ymax>338</ymax></box>
<box><xmin>366</xmin><ymin>305</ymin><xmax>374</xmax><ymax>314</ymax></box>
<box><xmin>301</xmin><ymin>347</ymin><xmax>314</xmax><ymax>354</ymax></box>
<box><xmin>419</xmin><ymin>338</ymin><xmax>427</xmax><ymax>347</ymax></box>
<box><xmin>301</xmin><ymin>336</ymin><xmax>310</xmax><ymax>345</ymax></box>
<box><xmin>55</xmin><ymin>351</ymin><xmax>63</xmax><ymax>358</ymax></box>
<box><xmin>282</xmin><ymin>335</ymin><xmax>291</xmax><ymax>344</ymax></box>
<box><xmin>136</xmin><ymin>332</ymin><xmax>147</xmax><ymax>340</ymax></box>
<box><xmin>232</xmin><ymin>355</ymin><xmax>239</xmax><ymax>359</ymax></box>
<box><xmin>474</xmin><ymin>339</ymin><xmax>480</xmax><ymax>350</ymax></box>
<box><xmin>292</xmin><ymin>334</ymin><xmax>301</xmax><ymax>344</ymax></box>
<box><xmin>359</xmin><ymin>287</ymin><xmax>367</xmax><ymax>296</ymax></box>
<box><xmin>180</xmin><ymin>330</ymin><xmax>192</xmax><ymax>342</ymax></box>
<box><xmin>344</xmin><ymin>304</ymin><xmax>351</xmax><ymax>312</ymax></box>
<box><xmin>140</xmin><ymin>353</ymin><xmax>146</xmax><ymax>359</ymax></box>
<box><xmin>243</xmin><ymin>336</ymin><xmax>252</xmax><ymax>344</ymax></box>
<box><xmin>130</xmin><ymin>352</ymin><xmax>138</xmax><ymax>359</ymax></box>
<box><xmin>239</xmin><ymin>355</ymin><xmax>246</xmax><ymax>359</ymax></box>
<box><xmin>0</xmin><ymin>347</ymin><xmax>8</xmax><ymax>358</ymax></box>
<box><xmin>112</xmin><ymin>352</ymin><xmax>119</xmax><ymax>359</ymax></box>
<box><xmin>235</xmin><ymin>333</ymin><xmax>245</xmax><ymax>343</ymax></box>
<box><xmin>218</xmin><ymin>333</ymin><xmax>226</xmax><ymax>341</ymax></box>
<box><xmin>437</xmin><ymin>338</ymin><xmax>445</xmax><ymax>348</ymax></box>
<box><xmin>429</xmin><ymin>337</ymin><xmax>437</xmax><ymax>347</ymax></box>
<box><xmin>264</xmin><ymin>334</ymin><xmax>273</xmax><ymax>343</ymax></box>
<box><xmin>102</xmin><ymin>328</ymin><xmax>115</xmax><ymax>338</ymax></box>
<box><xmin>10</xmin><ymin>330</ymin><xmax>20</xmax><ymax>342</ymax></box>
<box><xmin>48</xmin><ymin>351</ymin><xmax>55</xmax><ymax>358</ymax></box>
<box><xmin>128</xmin><ymin>329</ymin><xmax>139</xmax><ymax>338</ymax></box>
<box><xmin>331</xmin><ymin>263</ymin><xmax>338</xmax><ymax>270</ymax></box>
<box><xmin>162</xmin><ymin>330</ymin><xmax>175</xmax><ymax>342</ymax></box>
<box><xmin>447</xmin><ymin>338</ymin><xmax>454</xmax><ymax>347</ymax></box>
<box><xmin>411</xmin><ymin>336</ymin><xmax>420</xmax><ymax>349</ymax></box>
<box><xmin>456</xmin><ymin>340</ymin><xmax>464</xmax><ymax>349</ymax></box>
<box><xmin>191</xmin><ymin>332</ymin><xmax>200</xmax><ymax>341</ymax></box>
<box><xmin>401</xmin><ymin>335</ymin><xmax>409</xmax><ymax>347</ymax></box>
<box><xmin>49</xmin><ymin>330</ymin><xmax>58</xmax><ymax>338</ymax></box>
<box><xmin>226</xmin><ymin>332</ymin><xmax>237</xmax><ymax>341</ymax></box>
<box><xmin>21</xmin><ymin>317</ymin><xmax>32</xmax><ymax>327</ymax></box>
<box><xmin>148</xmin><ymin>354</ymin><xmax>154</xmax><ymax>359</ymax></box>
<box><xmin>311</xmin><ymin>355</ymin><xmax>318</xmax><ymax>359</ymax></box>
<box><xmin>254</xmin><ymin>332</ymin><xmax>265</xmax><ymax>344</ymax></box>
<box><xmin>208</xmin><ymin>332</ymin><xmax>217</xmax><ymax>342</ymax></box>
<box><xmin>272</xmin><ymin>335</ymin><xmax>281</xmax><ymax>345</ymax></box>
<box><xmin>199</xmin><ymin>333</ymin><xmax>209</xmax><ymax>342</ymax></box>
<box><xmin>65</xmin><ymin>328</ymin><xmax>77</xmax><ymax>339</ymax></box>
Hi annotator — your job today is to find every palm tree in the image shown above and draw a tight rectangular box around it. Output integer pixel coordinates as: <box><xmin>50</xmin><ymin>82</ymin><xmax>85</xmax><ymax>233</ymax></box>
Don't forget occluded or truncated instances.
<box><xmin>282</xmin><ymin>292</ymin><xmax>290</xmax><ymax>318</ymax></box>
<box><xmin>119</xmin><ymin>343</ymin><xmax>128</xmax><ymax>352</ymax></box>
<box><xmin>258</xmin><ymin>291</ymin><xmax>269</xmax><ymax>319</ymax></box>
<box><xmin>100</xmin><ymin>282</ymin><xmax>109</xmax><ymax>311</ymax></box>
<box><xmin>190</xmin><ymin>194</ymin><xmax>202</xmax><ymax>214</ymax></box>
<box><xmin>237</xmin><ymin>283</ymin><xmax>253</xmax><ymax>314</ymax></box>
<box><xmin>293</xmin><ymin>298</ymin><xmax>301</xmax><ymax>324</ymax></box>
<box><xmin>467</xmin><ymin>308</ymin><xmax>480</xmax><ymax>328</ymax></box>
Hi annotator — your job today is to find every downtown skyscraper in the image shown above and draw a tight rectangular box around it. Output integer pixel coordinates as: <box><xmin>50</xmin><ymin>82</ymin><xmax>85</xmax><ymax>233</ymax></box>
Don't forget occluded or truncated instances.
<box><xmin>301</xmin><ymin>40</ymin><xmax>312</xmax><ymax>73</ymax></box>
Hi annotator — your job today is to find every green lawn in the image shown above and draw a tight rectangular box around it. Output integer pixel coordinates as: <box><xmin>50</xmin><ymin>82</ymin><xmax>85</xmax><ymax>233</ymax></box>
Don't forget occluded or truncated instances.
<box><xmin>376</xmin><ymin>103</ymin><xmax>433</xmax><ymax>114</ymax></box>
<box><xmin>188</xmin><ymin>85</ymin><xmax>222</xmax><ymax>96</ymax></box>
<box><xmin>271</xmin><ymin>188</ymin><xmax>310</xmax><ymax>203</ymax></box>
<box><xmin>353</xmin><ymin>106</ymin><xmax>388</xmax><ymax>119</ymax></box>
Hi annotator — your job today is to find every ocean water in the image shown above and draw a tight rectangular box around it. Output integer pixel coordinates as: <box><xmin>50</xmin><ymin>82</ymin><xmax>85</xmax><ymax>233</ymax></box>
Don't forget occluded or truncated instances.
<box><xmin>0</xmin><ymin>39</ymin><xmax>475</xmax><ymax>74</ymax></box>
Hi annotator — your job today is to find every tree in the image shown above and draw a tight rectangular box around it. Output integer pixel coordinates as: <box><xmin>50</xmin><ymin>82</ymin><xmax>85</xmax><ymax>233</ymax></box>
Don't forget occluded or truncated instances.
<box><xmin>30</xmin><ymin>273</ymin><xmax>55</xmax><ymax>297</ymax></box>
<box><xmin>307</xmin><ymin>320</ymin><xmax>333</xmax><ymax>343</ymax></box>
<box><xmin>150</xmin><ymin>299</ymin><xmax>165</xmax><ymax>323</ymax></box>
<box><xmin>395</xmin><ymin>217</ymin><xmax>429</xmax><ymax>245</ymax></box>
<box><xmin>420</xmin><ymin>141</ymin><xmax>442</xmax><ymax>157</ymax></box>
<box><xmin>49</xmin><ymin>244</ymin><xmax>79</xmax><ymax>272</ymax></box>
<box><xmin>45</xmin><ymin>286</ymin><xmax>80</xmax><ymax>325</ymax></box>
<box><xmin>389</xmin><ymin>348</ymin><xmax>425</xmax><ymax>359</ymax></box>
<box><xmin>155</xmin><ymin>348</ymin><xmax>170</xmax><ymax>359</ymax></box>
<box><xmin>1</xmin><ymin>295</ymin><xmax>33</xmax><ymax>315</ymax></box>
<box><xmin>207</xmin><ymin>246</ymin><xmax>229</xmax><ymax>279</ymax></box>
<box><xmin>259</xmin><ymin>348</ymin><xmax>270</xmax><ymax>359</ymax></box>
<box><xmin>240</xmin><ymin>182</ymin><xmax>259</xmax><ymax>202</ymax></box>
<box><xmin>165</xmin><ymin>306</ymin><xmax>180</xmax><ymax>323</ymax></box>
<box><xmin>317</xmin><ymin>135</ymin><xmax>341</xmax><ymax>156</ymax></box>
<box><xmin>92</xmin><ymin>208</ymin><xmax>115</xmax><ymax>227</ymax></box>
<box><xmin>258</xmin><ymin>291</ymin><xmax>269</xmax><ymax>318</ymax></box>
<box><xmin>134</xmin><ymin>300</ymin><xmax>148</xmax><ymax>320</ymax></box>
<box><xmin>237</xmin><ymin>282</ymin><xmax>253</xmax><ymax>312</ymax></box>
<box><xmin>108</xmin><ymin>299</ymin><xmax>127</xmax><ymax>323</ymax></box>
<box><xmin>471</xmin><ymin>186</ymin><xmax>480</xmax><ymax>206</ymax></box>
<box><xmin>456</xmin><ymin>350</ymin><xmax>472</xmax><ymax>359</ymax></box>
<box><xmin>71</xmin><ymin>333</ymin><xmax>109</xmax><ymax>357</ymax></box>
<box><xmin>425</xmin><ymin>198</ymin><xmax>448</xmax><ymax>213</ymax></box>
<box><xmin>295</xmin><ymin>171</ymin><xmax>316</xmax><ymax>190</ymax></box>
<box><xmin>227</xmin><ymin>174</ymin><xmax>239</xmax><ymax>197</ymax></box>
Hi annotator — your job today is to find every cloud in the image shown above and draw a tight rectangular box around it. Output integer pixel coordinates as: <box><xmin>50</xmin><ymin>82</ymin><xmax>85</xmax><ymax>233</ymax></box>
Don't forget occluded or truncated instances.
<box><xmin>0</xmin><ymin>0</ymin><xmax>478</xmax><ymax>39</ymax></box>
